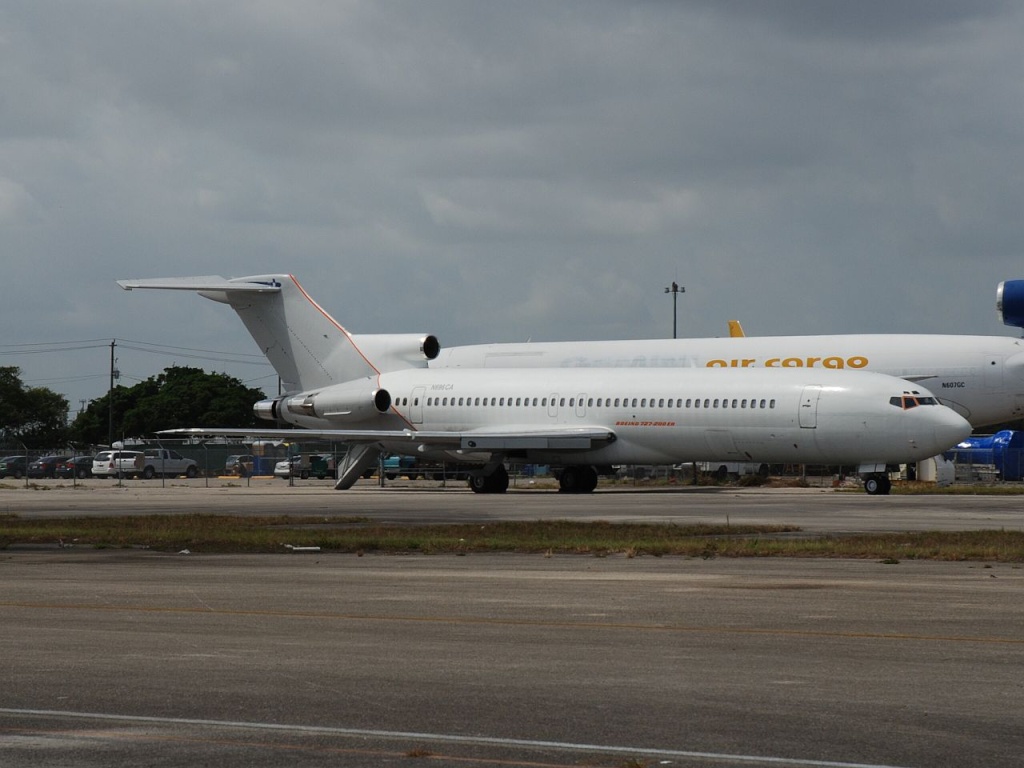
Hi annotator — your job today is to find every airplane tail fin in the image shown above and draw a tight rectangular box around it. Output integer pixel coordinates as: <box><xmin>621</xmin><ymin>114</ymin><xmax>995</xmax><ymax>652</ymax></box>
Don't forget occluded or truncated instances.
<box><xmin>117</xmin><ymin>274</ymin><xmax>436</xmax><ymax>393</ymax></box>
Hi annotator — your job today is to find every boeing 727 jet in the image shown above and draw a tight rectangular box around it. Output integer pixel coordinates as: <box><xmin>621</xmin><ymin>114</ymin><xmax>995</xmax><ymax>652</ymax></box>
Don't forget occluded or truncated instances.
<box><xmin>118</xmin><ymin>274</ymin><xmax>969</xmax><ymax>495</ymax></box>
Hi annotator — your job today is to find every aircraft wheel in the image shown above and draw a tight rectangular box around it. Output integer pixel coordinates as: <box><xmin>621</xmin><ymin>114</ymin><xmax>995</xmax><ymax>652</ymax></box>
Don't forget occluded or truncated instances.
<box><xmin>559</xmin><ymin>467</ymin><xmax>580</xmax><ymax>493</ymax></box>
<box><xmin>469</xmin><ymin>466</ymin><xmax>508</xmax><ymax>494</ymax></box>
<box><xmin>559</xmin><ymin>466</ymin><xmax>597</xmax><ymax>493</ymax></box>
<box><xmin>864</xmin><ymin>475</ymin><xmax>892</xmax><ymax>495</ymax></box>
<box><xmin>485</xmin><ymin>465</ymin><xmax>509</xmax><ymax>493</ymax></box>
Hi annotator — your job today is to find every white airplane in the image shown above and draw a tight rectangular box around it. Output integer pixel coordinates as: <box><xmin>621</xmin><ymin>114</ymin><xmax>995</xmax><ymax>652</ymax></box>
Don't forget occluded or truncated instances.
<box><xmin>435</xmin><ymin>327</ymin><xmax>1024</xmax><ymax>430</ymax></box>
<box><xmin>118</xmin><ymin>274</ymin><xmax>969</xmax><ymax>495</ymax></box>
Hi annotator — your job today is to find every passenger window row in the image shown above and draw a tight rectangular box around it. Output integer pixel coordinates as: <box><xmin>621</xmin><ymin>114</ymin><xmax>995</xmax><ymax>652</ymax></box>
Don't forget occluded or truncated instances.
<box><xmin>416</xmin><ymin>395</ymin><xmax>778</xmax><ymax>409</ymax></box>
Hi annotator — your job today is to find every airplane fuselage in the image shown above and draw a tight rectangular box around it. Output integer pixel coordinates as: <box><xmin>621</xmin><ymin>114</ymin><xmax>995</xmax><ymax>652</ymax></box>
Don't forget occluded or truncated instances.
<box><xmin>432</xmin><ymin>334</ymin><xmax>1024</xmax><ymax>428</ymax></box>
<box><xmin>275</xmin><ymin>367</ymin><xmax>969</xmax><ymax>469</ymax></box>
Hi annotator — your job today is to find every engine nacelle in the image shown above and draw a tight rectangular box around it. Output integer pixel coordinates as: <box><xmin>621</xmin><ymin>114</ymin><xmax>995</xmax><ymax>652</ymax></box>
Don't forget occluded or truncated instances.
<box><xmin>348</xmin><ymin>333</ymin><xmax>440</xmax><ymax>372</ymax></box>
<box><xmin>997</xmin><ymin>280</ymin><xmax>1024</xmax><ymax>329</ymax></box>
<box><xmin>254</xmin><ymin>378</ymin><xmax>392</xmax><ymax>425</ymax></box>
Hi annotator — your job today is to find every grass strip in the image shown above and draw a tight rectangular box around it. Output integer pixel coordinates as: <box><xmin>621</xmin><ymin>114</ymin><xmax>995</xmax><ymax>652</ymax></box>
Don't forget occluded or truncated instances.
<box><xmin>2</xmin><ymin>515</ymin><xmax>1023</xmax><ymax>561</ymax></box>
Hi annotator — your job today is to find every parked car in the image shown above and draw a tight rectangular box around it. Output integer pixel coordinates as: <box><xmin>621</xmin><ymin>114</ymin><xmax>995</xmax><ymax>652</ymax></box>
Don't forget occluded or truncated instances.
<box><xmin>224</xmin><ymin>454</ymin><xmax>255</xmax><ymax>477</ymax></box>
<box><xmin>92</xmin><ymin>450</ymin><xmax>144</xmax><ymax>478</ymax></box>
<box><xmin>139</xmin><ymin>449</ymin><xmax>199</xmax><ymax>479</ymax></box>
<box><xmin>361</xmin><ymin>454</ymin><xmax>418</xmax><ymax>479</ymax></box>
<box><xmin>383</xmin><ymin>454</ymin><xmax>419</xmax><ymax>480</ymax></box>
<box><xmin>0</xmin><ymin>455</ymin><xmax>28</xmax><ymax>479</ymax></box>
<box><xmin>274</xmin><ymin>456</ymin><xmax>310</xmax><ymax>480</ymax></box>
<box><xmin>310</xmin><ymin>453</ymin><xmax>337</xmax><ymax>479</ymax></box>
<box><xmin>56</xmin><ymin>456</ymin><xmax>95</xmax><ymax>479</ymax></box>
<box><xmin>27</xmin><ymin>455</ymin><xmax>72</xmax><ymax>479</ymax></box>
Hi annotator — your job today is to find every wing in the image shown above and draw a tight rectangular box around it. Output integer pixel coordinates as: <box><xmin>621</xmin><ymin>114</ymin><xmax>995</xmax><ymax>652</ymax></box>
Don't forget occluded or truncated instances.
<box><xmin>159</xmin><ymin>426</ymin><xmax>616</xmax><ymax>452</ymax></box>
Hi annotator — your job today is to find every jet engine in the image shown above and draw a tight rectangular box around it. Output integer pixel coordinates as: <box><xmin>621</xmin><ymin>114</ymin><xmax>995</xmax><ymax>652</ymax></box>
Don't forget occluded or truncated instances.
<box><xmin>997</xmin><ymin>280</ymin><xmax>1024</xmax><ymax>329</ymax></box>
<box><xmin>254</xmin><ymin>378</ymin><xmax>391</xmax><ymax>426</ymax></box>
<box><xmin>349</xmin><ymin>333</ymin><xmax>440</xmax><ymax>372</ymax></box>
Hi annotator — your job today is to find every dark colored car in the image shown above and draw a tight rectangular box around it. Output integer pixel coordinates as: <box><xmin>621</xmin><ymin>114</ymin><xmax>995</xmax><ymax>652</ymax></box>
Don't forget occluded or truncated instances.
<box><xmin>27</xmin><ymin>455</ymin><xmax>72</xmax><ymax>479</ymax></box>
<box><xmin>310</xmin><ymin>454</ymin><xmax>337</xmax><ymax>480</ymax></box>
<box><xmin>0</xmin><ymin>455</ymin><xmax>28</xmax><ymax>479</ymax></box>
<box><xmin>56</xmin><ymin>456</ymin><xmax>95</xmax><ymax>479</ymax></box>
<box><xmin>224</xmin><ymin>454</ymin><xmax>255</xmax><ymax>477</ymax></box>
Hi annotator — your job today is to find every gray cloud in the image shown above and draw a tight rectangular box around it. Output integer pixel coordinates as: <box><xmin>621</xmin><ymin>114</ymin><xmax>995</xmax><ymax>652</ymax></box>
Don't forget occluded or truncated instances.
<box><xmin>2</xmin><ymin>1</ymin><xmax>1023</xmax><ymax>413</ymax></box>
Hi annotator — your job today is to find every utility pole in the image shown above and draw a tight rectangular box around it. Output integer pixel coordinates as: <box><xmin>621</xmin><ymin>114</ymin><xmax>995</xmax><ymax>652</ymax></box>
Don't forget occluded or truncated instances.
<box><xmin>664</xmin><ymin>281</ymin><xmax>684</xmax><ymax>339</ymax></box>
<box><xmin>108</xmin><ymin>340</ymin><xmax>119</xmax><ymax>447</ymax></box>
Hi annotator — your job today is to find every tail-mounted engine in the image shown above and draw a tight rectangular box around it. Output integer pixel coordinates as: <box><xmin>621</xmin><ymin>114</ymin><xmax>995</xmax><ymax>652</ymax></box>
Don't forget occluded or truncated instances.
<box><xmin>349</xmin><ymin>333</ymin><xmax>440</xmax><ymax>372</ymax></box>
<box><xmin>254</xmin><ymin>378</ymin><xmax>391</xmax><ymax>426</ymax></box>
<box><xmin>997</xmin><ymin>280</ymin><xmax>1024</xmax><ymax>329</ymax></box>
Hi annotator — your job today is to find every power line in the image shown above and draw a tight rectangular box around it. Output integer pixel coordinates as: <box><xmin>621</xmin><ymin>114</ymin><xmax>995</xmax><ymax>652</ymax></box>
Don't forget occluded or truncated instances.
<box><xmin>116</xmin><ymin>344</ymin><xmax>270</xmax><ymax>367</ymax></box>
<box><xmin>21</xmin><ymin>373</ymin><xmax>109</xmax><ymax>386</ymax></box>
<box><xmin>0</xmin><ymin>338</ymin><xmax>270</xmax><ymax>366</ymax></box>
<box><xmin>0</xmin><ymin>343</ymin><xmax>111</xmax><ymax>355</ymax></box>
<box><xmin>116</xmin><ymin>338</ymin><xmax>267</xmax><ymax>361</ymax></box>
<box><xmin>0</xmin><ymin>338</ymin><xmax>113</xmax><ymax>348</ymax></box>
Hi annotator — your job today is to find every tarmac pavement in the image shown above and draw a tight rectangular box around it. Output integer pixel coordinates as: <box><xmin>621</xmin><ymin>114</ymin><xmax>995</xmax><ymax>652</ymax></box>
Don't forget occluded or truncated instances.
<box><xmin>2</xmin><ymin>482</ymin><xmax>1023</xmax><ymax>767</ymax></box>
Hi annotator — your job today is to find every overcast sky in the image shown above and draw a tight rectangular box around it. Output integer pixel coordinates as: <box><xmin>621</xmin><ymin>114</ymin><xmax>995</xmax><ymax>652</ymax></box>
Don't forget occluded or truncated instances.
<box><xmin>4</xmin><ymin>1</ymin><xmax>1024</xmax><ymax>415</ymax></box>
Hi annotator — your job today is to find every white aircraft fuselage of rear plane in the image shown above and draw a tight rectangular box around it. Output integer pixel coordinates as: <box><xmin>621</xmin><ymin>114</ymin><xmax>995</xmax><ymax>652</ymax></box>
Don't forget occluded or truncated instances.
<box><xmin>435</xmin><ymin>335</ymin><xmax>1024</xmax><ymax>430</ymax></box>
<box><xmin>118</xmin><ymin>274</ymin><xmax>972</xmax><ymax>495</ymax></box>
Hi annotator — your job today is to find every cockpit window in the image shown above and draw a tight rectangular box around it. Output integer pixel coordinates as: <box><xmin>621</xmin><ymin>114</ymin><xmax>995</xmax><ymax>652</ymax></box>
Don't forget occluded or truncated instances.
<box><xmin>890</xmin><ymin>393</ymin><xmax>938</xmax><ymax>410</ymax></box>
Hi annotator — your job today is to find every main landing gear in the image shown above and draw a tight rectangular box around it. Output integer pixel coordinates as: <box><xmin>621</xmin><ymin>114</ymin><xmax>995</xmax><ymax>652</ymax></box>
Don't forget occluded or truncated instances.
<box><xmin>863</xmin><ymin>474</ymin><xmax>892</xmax><ymax>495</ymax></box>
<box><xmin>468</xmin><ymin>464</ymin><xmax>510</xmax><ymax>494</ymax></box>
<box><xmin>557</xmin><ymin>465</ymin><xmax>598</xmax><ymax>494</ymax></box>
<box><xmin>467</xmin><ymin>464</ymin><xmax>601</xmax><ymax>494</ymax></box>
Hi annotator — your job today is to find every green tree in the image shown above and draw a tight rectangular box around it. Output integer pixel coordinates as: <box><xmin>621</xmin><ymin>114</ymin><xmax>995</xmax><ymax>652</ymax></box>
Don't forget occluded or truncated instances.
<box><xmin>70</xmin><ymin>366</ymin><xmax>266</xmax><ymax>445</ymax></box>
<box><xmin>0</xmin><ymin>366</ymin><xmax>70</xmax><ymax>448</ymax></box>
<box><xmin>67</xmin><ymin>384</ymin><xmax>134</xmax><ymax>447</ymax></box>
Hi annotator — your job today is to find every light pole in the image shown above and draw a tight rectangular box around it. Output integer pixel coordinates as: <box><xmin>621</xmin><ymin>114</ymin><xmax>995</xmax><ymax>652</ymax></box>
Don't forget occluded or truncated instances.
<box><xmin>108</xmin><ymin>339</ymin><xmax>119</xmax><ymax>447</ymax></box>
<box><xmin>664</xmin><ymin>281</ymin><xmax>684</xmax><ymax>339</ymax></box>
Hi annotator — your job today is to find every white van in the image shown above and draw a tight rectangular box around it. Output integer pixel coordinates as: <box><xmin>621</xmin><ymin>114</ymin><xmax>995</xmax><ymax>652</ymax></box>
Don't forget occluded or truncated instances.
<box><xmin>92</xmin><ymin>450</ymin><xmax>143</xmax><ymax>478</ymax></box>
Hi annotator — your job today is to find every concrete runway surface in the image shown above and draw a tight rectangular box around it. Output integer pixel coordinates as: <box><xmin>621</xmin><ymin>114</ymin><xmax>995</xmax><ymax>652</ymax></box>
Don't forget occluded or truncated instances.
<box><xmin>2</xmin><ymin>482</ymin><xmax>1023</xmax><ymax>767</ymax></box>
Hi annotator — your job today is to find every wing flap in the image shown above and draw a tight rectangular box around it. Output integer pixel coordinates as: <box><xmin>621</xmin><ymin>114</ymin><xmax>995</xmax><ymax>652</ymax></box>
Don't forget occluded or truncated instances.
<box><xmin>456</xmin><ymin>432</ymin><xmax>607</xmax><ymax>450</ymax></box>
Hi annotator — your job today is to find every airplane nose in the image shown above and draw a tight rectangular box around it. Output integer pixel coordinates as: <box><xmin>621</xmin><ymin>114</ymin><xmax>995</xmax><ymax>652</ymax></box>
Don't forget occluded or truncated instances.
<box><xmin>929</xmin><ymin>407</ymin><xmax>972</xmax><ymax>452</ymax></box>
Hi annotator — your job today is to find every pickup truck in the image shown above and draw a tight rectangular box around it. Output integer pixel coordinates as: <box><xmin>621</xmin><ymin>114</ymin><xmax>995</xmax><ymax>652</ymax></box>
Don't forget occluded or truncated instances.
<box><xmin>139</xmin><ymin>449</ymin><xmax>199</xmax><ymax>479</ymax></box>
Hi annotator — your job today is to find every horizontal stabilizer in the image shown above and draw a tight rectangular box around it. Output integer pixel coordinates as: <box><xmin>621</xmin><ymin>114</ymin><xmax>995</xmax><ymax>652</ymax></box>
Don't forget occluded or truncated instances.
<box><xmin>117</xmin><ymin>276</ymin><xmax>283</xmax><ymax>293</ymax></box>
